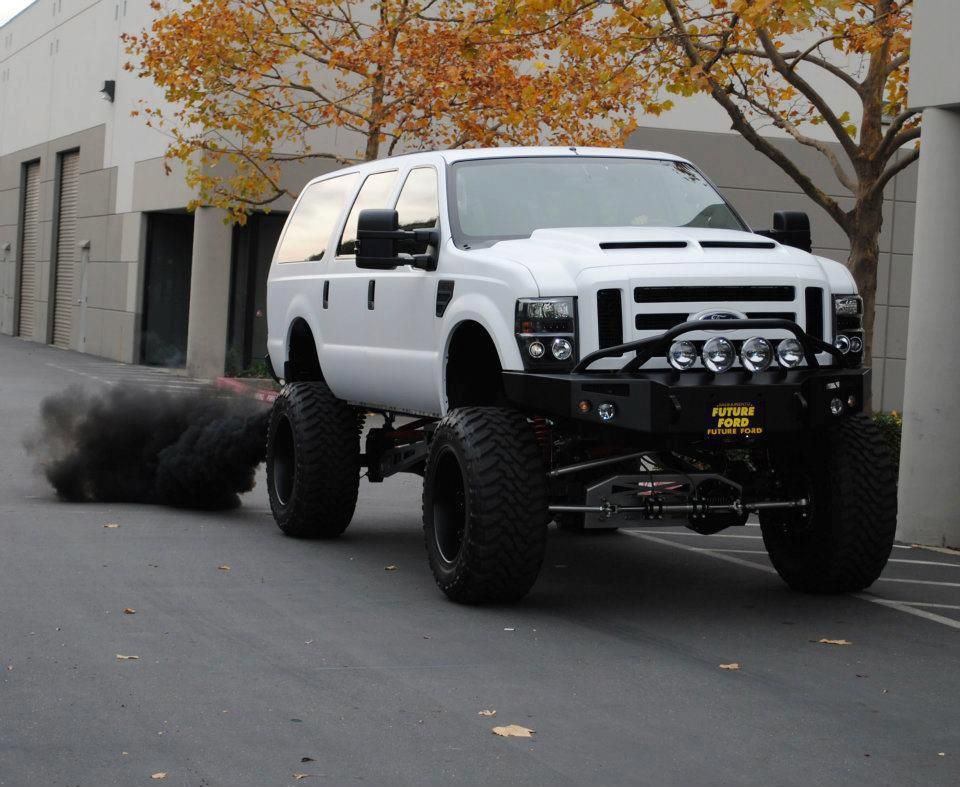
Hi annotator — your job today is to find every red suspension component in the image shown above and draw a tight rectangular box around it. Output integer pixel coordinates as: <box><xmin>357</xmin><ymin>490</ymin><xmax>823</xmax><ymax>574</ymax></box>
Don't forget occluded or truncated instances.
<box><xmin>530</xmin><ymin>416</ymin><xmax>552</xmax><ymax>464</ymax></box>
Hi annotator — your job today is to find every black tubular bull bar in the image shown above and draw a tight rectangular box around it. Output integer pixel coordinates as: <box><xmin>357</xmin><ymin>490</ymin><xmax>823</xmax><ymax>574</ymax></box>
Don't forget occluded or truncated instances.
<box><xmin>572</xmin><ymin>318</ymin><xmax>845</xmax><ymax>373</ymax></box>
<box><xmin>502</xmin><ymin>319</ymin><xmax>869</xmax><ymax>436</ymax></box>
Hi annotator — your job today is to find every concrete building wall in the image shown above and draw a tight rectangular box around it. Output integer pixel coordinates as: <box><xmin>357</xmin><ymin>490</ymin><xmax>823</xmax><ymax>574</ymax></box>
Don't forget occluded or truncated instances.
<box><xmin>896</xmin><ymin>0</ymin><xmax>960</xmax><ymax>549</ymax></box>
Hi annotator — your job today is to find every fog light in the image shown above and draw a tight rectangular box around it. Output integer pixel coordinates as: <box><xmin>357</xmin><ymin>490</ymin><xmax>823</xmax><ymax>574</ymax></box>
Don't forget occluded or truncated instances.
<box><xmin>830</xmin><ymin>397</ymin><xmax>844</xmax><ymax>416</ymax></box>
<box><xmin>776</xmin><ymin>339</ymin><xmax>804</xmax><ymax>368</ymax></box>
<box><xmin>741</xmin><ymin>337</ymin><xmax>773</xmax><ymax>372</ymax></box>
<box><xmin>528</xmin><ymin>340</ymin><xmax>545</xmax><ymax>359</ymax></box>
<box><xmin>847</xmin><ymin>395</ymin><xmax>857</xmax><ymax>408</ymax></box>
<box><xmin>597</xmin><ymin>402</ymin><xmax>616</xmax><ymax>421</ymax></box>
<box><xmin>667</xmin><ymin>340</ymin><xmax>698</xmax><ymax>371</ymax></box>
<box><xmin>552</xmin><ymin>337</ymin><xmax>573</xmax><ymax>361</ymax></box>
<box><xmin>702</xmin><ymin>337</ymin><xmax>735</xmax><ymax>373</ymax></box>
<box><xmin>849</xmin><ymin>336</ymin><xmax>863</xmax><ymax>353</ymax></box>
<box><xmin>834</xmin><ymin>334</ymin><xmax>851</xmax><ymax>354</ymax></box>
<box><xmin>578</xmin><ymin>400</ymin><xmax>592</xmax><ymax>413</ymax></box>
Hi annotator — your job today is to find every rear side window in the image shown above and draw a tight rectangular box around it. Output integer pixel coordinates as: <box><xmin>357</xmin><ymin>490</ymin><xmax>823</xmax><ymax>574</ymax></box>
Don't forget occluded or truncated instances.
<box><xmin>395</xmin><ymin>167</ymin><xmax>439</xmax><ymax>255</ymax></box>
<box><xmin>337</xmin><ymin>170</ymin><xmax>398</xmax><ymax>256</ymax></box>
<box><xmin>276</xmin><ymin>173</ymin><xmax>359</xmax><ymax>263</ymax></box>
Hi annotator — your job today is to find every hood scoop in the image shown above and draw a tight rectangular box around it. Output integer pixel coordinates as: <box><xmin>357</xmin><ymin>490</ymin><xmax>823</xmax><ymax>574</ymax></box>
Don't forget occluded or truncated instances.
<box><xmin>699</xmin><ymin>240</ymin><xmax>776</xmax><ymax>249</ymax></box>
<box><xmin>599</xmin><ymin>240</ymin><xmax>688</xmax><ymax>250</ymax></box>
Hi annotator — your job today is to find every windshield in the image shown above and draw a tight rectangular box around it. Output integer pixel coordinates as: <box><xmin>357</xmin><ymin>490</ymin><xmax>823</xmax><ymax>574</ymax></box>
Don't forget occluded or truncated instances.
<box><xmin>448</xmin><ymin>156</ymin><xmax>746</xmax><ymax>247</ymax></box>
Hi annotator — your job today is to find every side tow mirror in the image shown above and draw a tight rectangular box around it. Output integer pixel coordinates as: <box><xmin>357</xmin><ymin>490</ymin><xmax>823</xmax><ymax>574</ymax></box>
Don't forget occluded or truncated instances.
<box><xmin>356</xmin><ymin>209</ymin><xmax>402</xmax><ymax>270</ymax></box>
<box><xmin>756</xmin><ymin>210</ymin><xmax>812</xmax><ymax>253</ymax></box>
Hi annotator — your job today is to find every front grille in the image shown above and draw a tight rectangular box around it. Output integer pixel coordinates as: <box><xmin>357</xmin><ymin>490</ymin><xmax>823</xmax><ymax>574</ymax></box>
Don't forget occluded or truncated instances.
<box><xmin>634</xmin><ymin>285</ymin><xmax>795</xmax><ymax>303</ymax></box>
<box><xmin>804</xmin><ymin>287</ymin><xmax>824</xmax><ymax>340</ymax></box>
<box><xmin>635</xmin><ymin>312</ymin><xmax>796</xmax><ymax>331</ymax></box>
<box><xmin>596</xmin><ymin>289</ymin><xmax>624</xmax><ymax>348</ymax></box>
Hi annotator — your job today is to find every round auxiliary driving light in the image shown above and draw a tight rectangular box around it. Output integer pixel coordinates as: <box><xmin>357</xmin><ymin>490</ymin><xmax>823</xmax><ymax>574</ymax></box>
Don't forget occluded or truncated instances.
<box><xmin>552</xmin><ymin>337</ymin><xmax>573</xmax><ymax>361</ymax></box>
<box><xmin>702</xmin><ymin>337</ymin><xmax>735</xmax><ymax>373</ymax></box>
<box><xmin>667</xmin><ymin>340</ymin><xmax>698</xmax><ymax>371</ymax></box>
<box><xmin>527</xmin><ymin>341</ymin><xmax>545</xmax><ymax>359</ymax></box>
<box><xmin>834</xmin><ymin>334</ymin><xmax>851</xmax><ymax>354</ymax></box>
<box><xmin>830</xmin><ymin>397</ymin><xmax>844</xmax><ymax>416</ymax></box>
<box><xmin>776</xmin><ymin>338</ymin><xmax>804</xmax><ymax>368</ymax></box>
<box><xmin>741</xmin><ymin>337</ymin><xmax>773</xmax><ymax>373</ymax></box>
<box><xmin>597</xmin><ymin>402</ymin><xmax>616</xmax><ymax>421</ymax></box>
<box><xmin>849</xmin><ymin>336</ymin><xmax>863</xmax><ymax>353</ymax></box>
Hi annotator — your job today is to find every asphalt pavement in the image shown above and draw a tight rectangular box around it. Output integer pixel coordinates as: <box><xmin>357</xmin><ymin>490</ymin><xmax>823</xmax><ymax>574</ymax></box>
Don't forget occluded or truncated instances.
<box><xmin>1</xmin><ymin>334</ymin><xmax>958</xmax><ymax>786</ymax></box>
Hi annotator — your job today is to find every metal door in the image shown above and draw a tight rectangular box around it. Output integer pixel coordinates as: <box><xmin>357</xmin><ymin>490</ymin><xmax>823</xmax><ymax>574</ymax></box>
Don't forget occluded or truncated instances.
<box><xmin>16</xmin><ymin>161</ymin><xmax>40</xmax><ymax>338</ymax></box>
<box><xmin>52</xmin><ymin>151</ymin><xmax>79</xmax><ymax>349</ymax></box>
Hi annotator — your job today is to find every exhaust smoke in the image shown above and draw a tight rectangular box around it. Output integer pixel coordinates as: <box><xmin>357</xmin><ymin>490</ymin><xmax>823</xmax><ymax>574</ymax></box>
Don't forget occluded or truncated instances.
<box><xmin>26</xmin><ymin>385</ymin><xmax>269</xmax><ymax>509</ymax></box>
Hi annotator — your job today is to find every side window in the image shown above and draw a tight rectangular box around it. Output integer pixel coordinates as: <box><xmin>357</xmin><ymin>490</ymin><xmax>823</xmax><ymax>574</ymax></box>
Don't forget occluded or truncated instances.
<box><xmin>276</xmin><ymin>174</ymin><xmax>359</xmax><ymax>263</ymax></box>
<box><xmin>395</xmin><ymin>167</ymin><xmax>439</xmax><ymax>255</ymax></box>
<box><xmin>337</xmin><ymin>170</ymin><xmax>398</xmax><ymax>256</ymax></box>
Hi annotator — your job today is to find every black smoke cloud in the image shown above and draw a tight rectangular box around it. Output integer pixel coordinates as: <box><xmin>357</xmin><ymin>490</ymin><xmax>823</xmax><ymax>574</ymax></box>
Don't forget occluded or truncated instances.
<box><xmin>25</xmin><ymin>385</ymin><xmax>270</xmax><ymax>510</ymax></box>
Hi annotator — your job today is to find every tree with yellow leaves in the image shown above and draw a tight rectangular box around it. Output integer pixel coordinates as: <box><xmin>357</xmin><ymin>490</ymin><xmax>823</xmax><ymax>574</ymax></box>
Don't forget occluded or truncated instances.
<box><xmin>123</xmin><ymin>0</ymin><xmax>667</xmax><ymax>222</ymax></box>
<box><xmin>509</xmin><ymin>0</ymin><xmax>916</xmax><ymax>362</ymax></box>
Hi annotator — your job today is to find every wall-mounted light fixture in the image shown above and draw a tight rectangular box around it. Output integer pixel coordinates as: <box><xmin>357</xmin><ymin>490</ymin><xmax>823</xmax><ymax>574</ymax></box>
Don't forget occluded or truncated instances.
<box><xmin>99</xmin><ymin>79</ymin><xmax>115</xmax><ymax>103</ymax></box>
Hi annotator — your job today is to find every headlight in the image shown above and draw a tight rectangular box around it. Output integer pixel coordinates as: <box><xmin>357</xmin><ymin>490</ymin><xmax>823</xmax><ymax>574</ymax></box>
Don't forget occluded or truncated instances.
<box><xmin>834</xmin><ymin>295</ymin><xmax>862</xmax><ymax>317</ymax></box>
<box><xmin>833</xmin><ymin>294</ymin><xmax>864</xmax><ymax>367</ymax></box>
<box><xmin>515</xmin><ymin>297</ymin><xmax>577</xmax><ymax>370</ymax></box>
<box><xmin>667</xmin><ymin>340</ymin><xmax>698</xmax><ymax>371</ymax></box>
<box><xmin>702</xmin><ymin>337</ymin><xmax>735</xmax><ymax>373</ymax></box>
<box><xmin>776</xmin><ymin>338</ymin><xmax>804</xmax><ymax>368</ymax></box>
<box><xmin>741</xmin><ymin>337</ymin><xmax>773</xmax><ymax>372</ymax></box>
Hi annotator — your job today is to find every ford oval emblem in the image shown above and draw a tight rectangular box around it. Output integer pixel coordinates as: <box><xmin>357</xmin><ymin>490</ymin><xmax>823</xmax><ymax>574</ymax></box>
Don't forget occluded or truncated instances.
<box><xmin>690</xmin><ymin>309</ymin><xmax>749</xmax><ymax>322</ymax></box>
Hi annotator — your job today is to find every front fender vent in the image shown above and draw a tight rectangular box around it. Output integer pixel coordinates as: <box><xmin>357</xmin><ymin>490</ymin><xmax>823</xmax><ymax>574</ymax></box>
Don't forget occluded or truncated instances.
<box><xmin>597</xmin><ymin>289</ymin><xmax>624</xmax><ymax>348</ymax></box>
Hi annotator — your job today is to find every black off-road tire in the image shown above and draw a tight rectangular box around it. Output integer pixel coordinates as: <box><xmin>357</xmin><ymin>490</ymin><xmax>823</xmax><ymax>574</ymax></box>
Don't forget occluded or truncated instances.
<box><xmin>423</xmin><ymin>407</ymin><xmax>549</xmax><ymax>604</ymax></box>
<box><xmin>761</xmin><ymin>413</ymin><xmax>897</xmax><ymax>593</ymax></box>
<box><xmin>266</xmin><ymin>382</ymin><xmax>362</xmax><ymax>539</ymax></box>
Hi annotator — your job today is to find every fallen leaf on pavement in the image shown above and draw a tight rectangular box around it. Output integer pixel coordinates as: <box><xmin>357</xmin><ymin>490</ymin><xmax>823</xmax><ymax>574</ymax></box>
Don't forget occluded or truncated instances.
<box><xmin>384</xmin><ymin>565</ymin><xmax>398</xmax><ymax>571</ymax></box>
<box><xmin>293</xmin><ymin>774</ymin><xmax>315</xmax><ymax>781</ymax></box>
<box><xmin>6</xmin><ymin>665</ymin><xmax>12</xmax><ymax>671</ymax></box>
<box><xmin>818</xmin><ymin>639</ymin><xmax>852</xmax><ymax>646</ymax></box>
<box><xmin>116</xmin><ymin>654</ymin><xmax>139</xmax><ymax>660</ymax></box>
<box><xmin>123</xmin><ymin>608</ymin><xmax>136</xmax><ymax>615</ymax></box>
<box><xmin>104</xmin><ymin>523</ymin><xmax>120</xmax><ymax>529</ymax></box>
<box><xmin>478</xmin><ymin>709</ymin><xmax>497</xmax><ymax>717</ymax></box>
<box><xmin>719</xmin><ymin>663</ymin><xmax>740</xmax><ymax>670</ymax></box>
<box><xmin>150</xmin><ymin>773</ymin><xmax>167</xmax><ymax>780</ymax></box>
<box><xmin>218</xmin><ymin>565</ymin><xmax>231</xmax><ymax>571</ymax></box>
<box><xmin>492</xmin><ymin>724</ymin><xmax>535</xmax><ymax>738</ymax></box>
<box><xmin>503</xmin><ymin>627</ymin><xmax>515</xmax><ymax>632</ymax></box>
<box><xmin>300</xmin><ymin>757</ymin><xmax>316</xmax><ymax>762</ymax></box>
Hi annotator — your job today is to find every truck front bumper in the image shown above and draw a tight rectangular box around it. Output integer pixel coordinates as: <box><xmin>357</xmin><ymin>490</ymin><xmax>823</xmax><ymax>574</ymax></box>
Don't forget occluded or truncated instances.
<box><xmin>502</xmin><ymin>366</ymin><xmax>871</xmax><ymax>437</ymax></box>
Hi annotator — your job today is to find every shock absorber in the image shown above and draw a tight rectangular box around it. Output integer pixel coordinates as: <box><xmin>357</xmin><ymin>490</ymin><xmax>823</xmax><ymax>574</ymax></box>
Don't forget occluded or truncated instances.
<box><xmin>530</xmin><ymin>416</ymin><xmax>552</xmax><ymax>464</ymax></box>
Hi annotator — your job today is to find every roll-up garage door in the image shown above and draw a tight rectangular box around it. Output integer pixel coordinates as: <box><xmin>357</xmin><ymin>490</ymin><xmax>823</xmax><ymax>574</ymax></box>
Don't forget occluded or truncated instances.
<box><xmin>52</xmin><ymin>151</ymin><xmax>80</xmax><ymax>349</ymax></box>
<box><xmin>16</xmin><ymin>161</ymin><xmax>40</xmax><ymax>338</ymax></box>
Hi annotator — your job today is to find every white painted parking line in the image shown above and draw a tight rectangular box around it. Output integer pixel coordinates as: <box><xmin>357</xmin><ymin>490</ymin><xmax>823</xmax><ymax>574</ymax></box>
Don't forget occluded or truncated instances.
<box><xmin>877</xmin><ymin>578</ymin><xmax>960</xmax><ymax>588</ymax></box>
<box><xmin>699</xmin><ymin>548</ymin><xmax>768</xmax><ymax>555</ymax></box>
<box><xmin>624</xmin><ymin>531</ymin><xmax>960</xmax><ymax>631</ymax></box>
<box><xmin>874</xmin><ymin>600</ymin><xmax>960</xmax><ymax>611</ymax></box>
<box><xmin>889</xmin><ymin>559</ymin><xmax>960</xmax><ymax>567</ymax></box>
<box><xmin>647</xmin><ymin>531</ymin><xmax>764</xmax><ymax>540</ymax></box>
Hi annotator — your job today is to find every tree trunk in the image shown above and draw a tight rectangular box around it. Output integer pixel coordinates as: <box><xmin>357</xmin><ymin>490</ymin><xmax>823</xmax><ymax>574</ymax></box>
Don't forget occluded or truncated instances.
<box><xmin>845</xmin><ymin>193</ymin><xmax>885</xmax><ymax>369</ymax></box>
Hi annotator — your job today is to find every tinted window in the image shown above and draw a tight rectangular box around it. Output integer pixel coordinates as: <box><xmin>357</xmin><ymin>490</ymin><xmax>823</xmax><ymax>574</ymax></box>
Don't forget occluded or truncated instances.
<box><xmin>448</xmin><ymin>157</ymin><xmax>745</xmax><ymax>247</ymax></box>
<box><xmin>337</xmin><ymin>170</ymin><xmax>398</xmax><ymax>256</ymax></box>
<box><xmin>276</xmin><ymin>174</ymin><xmax>359</xmax><ymax>263</ymax></box>
<box><xmin>395</xmin><ymin>167</ymin><xmax>439</xmax><ymax>255</ymax></box>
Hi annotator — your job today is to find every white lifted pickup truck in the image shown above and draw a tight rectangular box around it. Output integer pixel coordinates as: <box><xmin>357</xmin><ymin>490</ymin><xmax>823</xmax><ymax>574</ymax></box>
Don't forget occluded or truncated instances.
<box><xmin>265</xmin><ymin>146</ymin><xmax>895</xmax><ymax>604</ymax></box>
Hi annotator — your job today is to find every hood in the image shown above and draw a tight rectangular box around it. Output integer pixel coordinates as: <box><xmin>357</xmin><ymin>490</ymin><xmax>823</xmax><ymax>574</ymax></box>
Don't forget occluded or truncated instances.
<box><xmin>488</xmin><ymin>226</ymin><xmax>825</xmax><ymax>294</ymax></box>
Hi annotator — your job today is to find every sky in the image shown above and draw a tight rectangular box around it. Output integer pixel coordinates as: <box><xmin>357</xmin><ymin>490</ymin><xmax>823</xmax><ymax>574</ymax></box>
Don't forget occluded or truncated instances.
<box><xmin>0</xmin><ymin>0</ymin><xmax>33</xmax><ymax>26</ymax></box>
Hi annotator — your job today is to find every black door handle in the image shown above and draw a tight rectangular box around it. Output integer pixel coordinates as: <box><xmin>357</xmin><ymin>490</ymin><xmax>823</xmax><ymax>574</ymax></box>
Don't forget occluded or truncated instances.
<box><xmin>367</xmin><ymin>279</ymin><xmax>376</xmax><ymax>310</ymax></box>
<box><xmin>323</xmin><ymin>280</ymin><xmax>329</xmax><ymax>309</ymax></box>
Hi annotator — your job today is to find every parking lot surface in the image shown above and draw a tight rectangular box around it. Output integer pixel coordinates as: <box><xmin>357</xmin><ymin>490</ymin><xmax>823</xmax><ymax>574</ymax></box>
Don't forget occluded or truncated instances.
<box><xmin>1</xmin><ymin>335</ymin><xmax>958</xmax><ymax>786</ymax></box>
